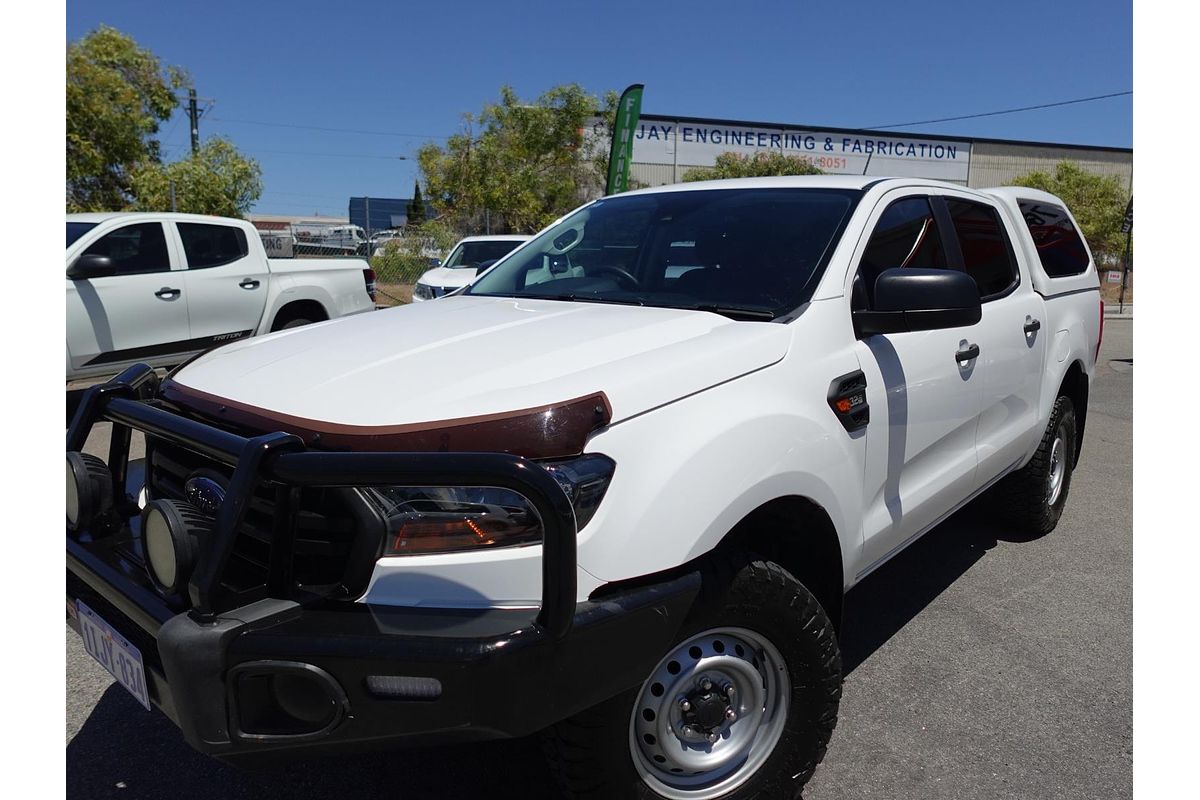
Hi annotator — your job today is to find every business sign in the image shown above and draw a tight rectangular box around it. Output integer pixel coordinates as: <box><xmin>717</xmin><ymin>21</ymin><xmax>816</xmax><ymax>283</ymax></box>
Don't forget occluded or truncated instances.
<box><xmin>1106</xmin><ymin>270</ymin><xmax>1122</xmax><ymax>284</ymax></box>
<box><xmin>602</xmin><ymin>117</ymin><xmax>973</xmax><ymax>183</ymax></box>
<box><xmin>258</xmin><ymin>231</ymin><xmax>294</xmax><ymax>258</ymax></box>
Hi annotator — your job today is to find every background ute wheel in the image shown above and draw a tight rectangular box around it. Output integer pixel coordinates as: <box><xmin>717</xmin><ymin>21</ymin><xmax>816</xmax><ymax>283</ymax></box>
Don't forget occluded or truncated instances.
<box><xmin>993</xmin><ymin>394</ymin><xmax>1077</xmax><ymax>536</ymax></box>
<box><xmin>543</xmin><ymin>551</ymin><xmax>842</xmax><ymax>800</ymax></box>
<box><xmin>279</xmin><ymin>317</ymin><xmax>315</xmax><ymax>330</ymax></box>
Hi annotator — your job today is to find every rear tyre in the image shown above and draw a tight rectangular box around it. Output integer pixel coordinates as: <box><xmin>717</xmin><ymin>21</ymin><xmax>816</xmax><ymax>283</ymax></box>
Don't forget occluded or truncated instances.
<box><xmin>543</xmin><ymin>551</ymin><xmax>842</xmax><ymax>800</ymax></box>
<box><xmin>278</xmin><ymin>317</ymin><xmax>314</xmax><ymax>330</ymax></box>
<box><xmin>994</xmin><ymin>395</ymin><xmax>1077</xmax><ymax>536</ymax></box>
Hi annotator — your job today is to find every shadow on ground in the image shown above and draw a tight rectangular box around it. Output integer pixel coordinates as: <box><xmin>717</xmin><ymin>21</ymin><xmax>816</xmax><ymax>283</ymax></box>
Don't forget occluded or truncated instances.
<box><xmin>68</xmin><ymin>498</ymin><xmax>1026</xmax><ymax>800</ymax></box>
<box><xmin>839</xmin><ymin>498</ymin><xmax>1035</xmax><ymax>674</ymax></box>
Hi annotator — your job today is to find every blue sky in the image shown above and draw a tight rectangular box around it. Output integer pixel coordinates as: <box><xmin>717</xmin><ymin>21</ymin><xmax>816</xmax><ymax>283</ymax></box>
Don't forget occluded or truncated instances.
<box><xmin>66</xmin><ymin>0</ymin><xmax>1132</xmax><ymax>217</ymax></box>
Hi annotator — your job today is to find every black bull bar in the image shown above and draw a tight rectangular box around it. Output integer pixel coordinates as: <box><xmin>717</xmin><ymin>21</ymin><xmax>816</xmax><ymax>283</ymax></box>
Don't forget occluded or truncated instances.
<box><xmin>67</xmin><ymin>363</ymin><xmax>580</xmax><ymax>639</ymax></box>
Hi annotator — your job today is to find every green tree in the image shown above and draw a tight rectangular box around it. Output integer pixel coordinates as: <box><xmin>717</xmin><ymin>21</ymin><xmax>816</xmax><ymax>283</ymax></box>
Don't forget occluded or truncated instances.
<box><xmin>1011</xmin><ymin>160</ymin><xmax>1130</xmax><ymax>265</ymax></box>
<box><xmin>418</xmin><ymin>84</ymin><xmax>615</xmax><ymax>234</ymax></box>
<box><xmin>683</xmin><ymin>151</ymin><xmax>823</xmax><ymax>182</ymax></box>
<box><xmin>67</xmin><ymin>25</ymin><xmax>185</xmax><ymax>211</ymax></box>
<box><xmin>407</xmin><ymin>181</ymin><xmax>427</xmax><ymax>226</ymax></box>
<box><xmin>130</xmin><ymin>137</ymin><xmax>263</xmax><ymax>217</ymax></box>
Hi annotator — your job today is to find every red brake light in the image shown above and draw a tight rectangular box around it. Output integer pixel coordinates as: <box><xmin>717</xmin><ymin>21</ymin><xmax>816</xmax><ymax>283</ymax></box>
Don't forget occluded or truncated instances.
<box><xmin>363</xmin><ymin>268</ymin><xmax>377</xmax><ymax>302</ymax></box>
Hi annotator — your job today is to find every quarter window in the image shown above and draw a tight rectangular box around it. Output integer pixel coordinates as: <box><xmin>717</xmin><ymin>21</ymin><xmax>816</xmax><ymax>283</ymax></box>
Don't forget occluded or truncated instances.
<box><xmin>178</xmin><ymin>223</ymin><xmax>249</xmax><ymax>269</ymax></box>
<box><xmin>1017</xmin><ymin>200</ymin><xmax>1091</xmax><ymax>277</ymax></box>
<box><xmin>81</xmin><ymin>223</ymin><xmax>171</xmax><ymax>275</ymax></box>
<box><xmin>945</xmin><ymin>199</ymin><xmax>1018</xmax><ymax>298</ymax></box>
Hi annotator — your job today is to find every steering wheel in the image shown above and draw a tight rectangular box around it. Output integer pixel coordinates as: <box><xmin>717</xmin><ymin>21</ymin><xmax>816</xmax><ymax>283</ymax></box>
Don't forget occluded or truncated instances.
<box><xmin>593</xmin><ymin>265</ymin><xmax>640</xmax><ymax>290</ymax></box>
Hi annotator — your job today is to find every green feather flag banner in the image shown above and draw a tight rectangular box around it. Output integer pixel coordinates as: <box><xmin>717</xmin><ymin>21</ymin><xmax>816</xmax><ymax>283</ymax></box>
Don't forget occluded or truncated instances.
<box><xmin>606</xmin><ymin>84</ymin><xmax>644</xmax><ymax>195</ymax></box>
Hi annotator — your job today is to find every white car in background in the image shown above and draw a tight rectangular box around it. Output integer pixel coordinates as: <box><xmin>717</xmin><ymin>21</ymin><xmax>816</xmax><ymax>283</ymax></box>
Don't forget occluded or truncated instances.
<box><xmin>411</xmin><ymin>234</ymin><xmax>531</xmax><ymax>301</ymax></box>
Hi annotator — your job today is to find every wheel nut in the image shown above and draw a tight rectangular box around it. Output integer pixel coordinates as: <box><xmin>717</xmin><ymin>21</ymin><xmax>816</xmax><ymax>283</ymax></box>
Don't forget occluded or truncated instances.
<box><xmin>700</xmin><ymin>678</ymin><xmax>713</xmax><ymax>692</ymax></box>
<box><xmin>723</xmin><ymin>683</ymin><xmax>735</xmax><ymax>697</ymax></box>
<box><xmin>681</xmin><ymin>725</ymin><xmax>693</xmax><ymax>736</ymax></box>
<box><xmin>679</xmin><ymin>698</ymin><xmax>691</xmax><ymax>712</ymax></box>
<box><xmin>725</xmin><ymin>708</ymin><xmax>737</xmax><ymax>721</ymax></box>
<box><xmin>707</xmin><ymin>733</ymin><xmax>719</xmax><ymax>743</ymax></box>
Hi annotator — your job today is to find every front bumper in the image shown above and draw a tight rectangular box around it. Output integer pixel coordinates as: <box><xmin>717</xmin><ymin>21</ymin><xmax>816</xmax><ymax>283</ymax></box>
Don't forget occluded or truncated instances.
<box><xmin>68</xmin><ymin>539</ymin><xmax>699</xmax><ymax>766</ymax></box>
<box><xmin>66</xmin><ymin>364</ymin><xmax>700</xmax><ymax>765</ymax></box>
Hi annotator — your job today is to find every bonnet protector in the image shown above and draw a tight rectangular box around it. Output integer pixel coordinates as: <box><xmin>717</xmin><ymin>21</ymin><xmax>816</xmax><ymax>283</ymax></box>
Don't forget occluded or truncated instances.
<box><xmin>159</xmin><ymin>379</ymin><xmax>613</xmax><ymax>460</ymax></box>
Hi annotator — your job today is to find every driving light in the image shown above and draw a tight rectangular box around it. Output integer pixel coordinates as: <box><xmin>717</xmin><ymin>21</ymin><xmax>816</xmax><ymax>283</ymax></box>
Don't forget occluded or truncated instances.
<box><xmin>142</xmin><ymin>499</ymin><xmax>212</xmax><ymax>595</ymax></box>
<box><xmin>66</xmin><ymin>451</ymin><xmax>113</xmax><ymax>531</ymax></box>
<box><xmin>370</xmin><ymin>486</ymin><xmax>542</xmax><ymax>556</ymax></box>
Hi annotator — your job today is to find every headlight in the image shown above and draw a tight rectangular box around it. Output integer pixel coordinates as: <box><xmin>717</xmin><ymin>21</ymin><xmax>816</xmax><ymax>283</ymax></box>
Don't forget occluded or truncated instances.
<box><xmin>413</xmin><ymin>283</ymin><xmax>433</xmax><ymax>300</ymax></box>
<box><xmin>372</xmin><ymin>486</ymin><xmax>542</xmax><ymax>556</ymax></box>
<box><xmin>368</xmin><ymin>454</ymin><xmax>615</xmax><ymax>557</ymax></box>
<box><xmin>141</xmin><ymin>499</ymin><xmax>212</xmax><ymax>595</ymax></box>
<box><xmin>66</xmin><ymin>451</ymin><xmax>113</xmax><ymax>531</ymax></box>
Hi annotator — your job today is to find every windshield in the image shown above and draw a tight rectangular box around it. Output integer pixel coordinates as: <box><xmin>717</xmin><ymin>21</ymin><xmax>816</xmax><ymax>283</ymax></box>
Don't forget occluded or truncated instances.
<box><xmin>445</xmin><ymin>240</ymin><xmax>527</xmax><ymax>269</ymax></box>
<box><xmin>466</xmin><ymin>188</ymin><xmax>860</xmax><ymax>319</ymax></box>
<box><xmin>67</xmin><ymin>222</ymin><xmax>97</xmax><ymax>248</ymax></box>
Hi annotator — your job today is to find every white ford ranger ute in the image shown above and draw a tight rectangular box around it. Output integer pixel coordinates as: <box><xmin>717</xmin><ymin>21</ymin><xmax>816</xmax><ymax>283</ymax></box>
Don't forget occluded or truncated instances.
<box><xmin>66</xmin><ymin>176</ymin><xmax>1102</xmax><ymax>799</ymax></box>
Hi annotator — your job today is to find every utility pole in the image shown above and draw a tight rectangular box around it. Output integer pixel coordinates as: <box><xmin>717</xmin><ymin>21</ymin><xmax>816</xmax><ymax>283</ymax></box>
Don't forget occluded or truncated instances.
<box><xmin>169</xmin><ymin>180</ymin><xmax>177</xmax><ymax>212</ymax></box>
<box><xmin>188</xmin><ymin>89</ymin><xmax>200</xmax><ymax>154</ymax></box>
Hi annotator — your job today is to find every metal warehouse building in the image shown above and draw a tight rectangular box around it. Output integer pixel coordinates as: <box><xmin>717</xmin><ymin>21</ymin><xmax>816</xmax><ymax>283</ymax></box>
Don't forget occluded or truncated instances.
<box><xmin>625</xmin><ymin>113</ymin><xmax>1132</xmax><ymax>190</ymax></box>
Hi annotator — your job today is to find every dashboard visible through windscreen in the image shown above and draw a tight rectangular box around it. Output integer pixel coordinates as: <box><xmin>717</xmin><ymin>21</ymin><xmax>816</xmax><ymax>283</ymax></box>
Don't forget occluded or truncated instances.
<box><xmin>467</xmin><ymin>188</ymin><xmax>861</xmax><ymax>320</ymax></box>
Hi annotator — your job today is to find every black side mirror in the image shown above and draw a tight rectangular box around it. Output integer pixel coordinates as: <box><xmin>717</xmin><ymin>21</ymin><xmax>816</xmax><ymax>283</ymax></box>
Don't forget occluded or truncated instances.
<box><xmin>67</xmin><ymin>254</ymin><xmax>116</xmax><ymax>280</ymax></box>
<box><xmin>474</xmin><ymin>259</ymin><xmax>499</xmax><ymax>275</ymax></box>
<box><xmin>854</xmin><ymin>268</ymin><xmax>981</xmax><ymax>337</ymax></box>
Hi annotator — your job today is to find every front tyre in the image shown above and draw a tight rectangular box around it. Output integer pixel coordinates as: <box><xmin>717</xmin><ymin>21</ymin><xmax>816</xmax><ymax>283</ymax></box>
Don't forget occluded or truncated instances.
<box><xmin>544</xmin><ymin>554</ymin><xmax>842</xmax><ymax>800</ymax></box>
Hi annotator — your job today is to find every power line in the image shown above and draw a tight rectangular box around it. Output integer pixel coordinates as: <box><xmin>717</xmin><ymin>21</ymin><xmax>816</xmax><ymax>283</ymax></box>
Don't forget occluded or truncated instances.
<box><xmin>865</xmin><ymin>90</ymin><xmax>1132</xmax><ymax>130</ymax></box>
<box><xmin>207</xmin><ymin>116</ymin><xmax>448</xmax><ymax>139</ymax></box>
<box><xmin>162</xmin><ymin>143</ymin><xmax>407</xmax><ymax>160</ymax></box>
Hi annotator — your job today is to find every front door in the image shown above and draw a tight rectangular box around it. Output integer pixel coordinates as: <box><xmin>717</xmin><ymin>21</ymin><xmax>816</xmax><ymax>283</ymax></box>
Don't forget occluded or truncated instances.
<box><xmin>849</xmin><ymin>192</ymin><xmax>983</xmax><ymax>574</ymax></box>
<box><xmin>66</xmin><ymin>221</ymin><xmax>190</xmax><ymax>377</ymax></box>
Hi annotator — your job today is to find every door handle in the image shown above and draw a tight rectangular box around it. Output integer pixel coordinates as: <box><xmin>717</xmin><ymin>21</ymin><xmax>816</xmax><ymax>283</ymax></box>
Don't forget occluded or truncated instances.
<box><xmin>955</xmin><ymin>343</ymin><xmax>980</xmax><ymax>363</ymax></box>
<box><xmin>1024</xmin><ymin>317</ymin><xmax>1042</xmax><ymax>334</ymax></box>
<box><xmin>239</xmin><ymin>278</ymin><xmax>261</xmax><ymax>289</ymax></box>
<box><xmin>155</xmin><ymin>287</ymin><xmax>181</xmax><ymax>299</ymax></box>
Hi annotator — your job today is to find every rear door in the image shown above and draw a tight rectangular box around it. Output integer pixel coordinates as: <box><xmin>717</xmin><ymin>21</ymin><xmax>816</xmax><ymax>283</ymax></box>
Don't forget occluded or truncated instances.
<box><xmin>937</xmin><ymin>191</ymin><xmax>1047</xmax><ymax>486</ymax></box>
<box><xmin>175</xmin><ymin>221</ymin><xmax>268</xmax><ymax>346</ymax></box>
<box><xmin>851</xmin><ymin>191</ymin><xmax>984</xmax><ymax>572</ymax></box>
<box><xmin>66</xmin><ymin>221</ymin><xmax>190</xmax><ymax>376</ymax></box>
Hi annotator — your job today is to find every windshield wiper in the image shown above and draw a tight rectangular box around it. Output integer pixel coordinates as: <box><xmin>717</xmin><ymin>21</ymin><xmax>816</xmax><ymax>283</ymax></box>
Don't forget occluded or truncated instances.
<box><xmin>689</xmin><ymin>304</ymin><xmax>776</xmax><ymax>321</ymax></box>
<box><xmin>520</xmin><ymin>293</ymin><xmax>646</xmax><ymax>307</ymax></box>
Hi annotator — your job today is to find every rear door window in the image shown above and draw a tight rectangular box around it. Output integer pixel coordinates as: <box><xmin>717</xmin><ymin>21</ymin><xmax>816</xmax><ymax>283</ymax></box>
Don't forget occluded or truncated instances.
<box><xmin>945</xmin><ymin>198</ymin><xmax>1019</xmax><ymax>299</ymax></box>
<box><xmin>178</xmin><ymin>223</ymin><xmax>250</xmax><ymax>269</ymax></box>
<box><xmin>1017</xmin><ymin>200</ymin><xmax>1091</xmax><ymax>277</ymax></box>
<box><xmin>81</xmin><ymin>223</ymin><xmax>171</xmax><ymax>275</ymax></box>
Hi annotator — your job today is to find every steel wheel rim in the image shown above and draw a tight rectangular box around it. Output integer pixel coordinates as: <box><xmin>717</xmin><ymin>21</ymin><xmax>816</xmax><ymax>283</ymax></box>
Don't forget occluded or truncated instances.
<box><xmin>629</xmin><ymin>627</ymin><xmax>790</xmax><ymax>800</ymax></box>
<box><xmin>1048</xmin><ymin>434</ymin><xmax>1066</xmax><ymax>506</ymax></box>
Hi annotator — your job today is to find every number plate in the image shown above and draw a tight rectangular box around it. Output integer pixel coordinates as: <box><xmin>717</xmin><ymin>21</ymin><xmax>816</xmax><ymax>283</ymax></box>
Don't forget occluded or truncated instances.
<box><xmin>76</xmin><ymin>601</ymin><xmax>151</xmax><ymax>711</ymax></box>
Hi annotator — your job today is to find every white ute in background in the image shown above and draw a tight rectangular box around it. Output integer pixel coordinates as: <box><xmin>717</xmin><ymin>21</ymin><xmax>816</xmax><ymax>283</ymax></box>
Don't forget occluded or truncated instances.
<box><xmin>65</xmin><ymin>212</ymin><xmax>377</xmax><ymax>382</ymax></box>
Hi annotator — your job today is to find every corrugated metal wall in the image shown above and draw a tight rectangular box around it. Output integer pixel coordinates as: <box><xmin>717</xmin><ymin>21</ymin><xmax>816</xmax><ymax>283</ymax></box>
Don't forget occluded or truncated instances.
<box><xmin>966</xmin><ymin>142</ymin><xmax>1132</xmax><ymax>189</ymax></box>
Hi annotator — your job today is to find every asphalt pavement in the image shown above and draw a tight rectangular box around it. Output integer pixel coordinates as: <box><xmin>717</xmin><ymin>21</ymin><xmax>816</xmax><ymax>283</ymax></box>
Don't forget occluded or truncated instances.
<box><xmin>66</xmin><ymin>320</ymin><xmax>1132</xmax><ymax>800</ymax></box>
